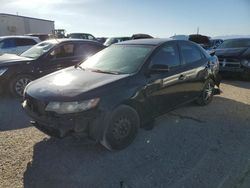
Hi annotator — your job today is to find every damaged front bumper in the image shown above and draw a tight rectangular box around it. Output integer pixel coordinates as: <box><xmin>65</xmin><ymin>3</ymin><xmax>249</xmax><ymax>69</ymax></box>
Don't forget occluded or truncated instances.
<box><xmin>22</xmin><ymin>100</ymin><xmax>100</xmax><ymax>138</ymax></box>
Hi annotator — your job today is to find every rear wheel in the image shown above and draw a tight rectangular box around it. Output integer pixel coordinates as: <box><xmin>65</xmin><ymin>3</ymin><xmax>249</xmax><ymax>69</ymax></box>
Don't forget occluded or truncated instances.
<box><xmin>101</xmin><ymin>105</ymin><xmax>140</xmax><ymax>151</ymax></box>
<box><xmin>196</xmin><ymin>79</ymin><xmax>215</xmax><ymax>106</ymax></box>
<box><xmin>9</xmin><ymin>74</ymin><xmax>33</xmax><ymax>97</ymax></box>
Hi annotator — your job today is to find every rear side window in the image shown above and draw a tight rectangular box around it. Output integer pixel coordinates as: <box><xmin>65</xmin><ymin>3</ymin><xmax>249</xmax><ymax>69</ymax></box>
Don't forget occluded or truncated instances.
<box><xmin>15</xmin><ymin>38</ymin><xmax>37</xmax><ymax>46</ymax></box>
<box><xmin>75</xmin><ymin>43</ymin><xmax>103</xmax><ymax>56</ymax></box>
<box><xmin>0</xmin><ymin>39</ymin><xmax>15</xmax><ymax>48</ymax></box>
<box><xmin>180</xmin><ymin>43</ymin><xmax>203</xmax><ymax>64</ymax></box>
<box><xmin>151</xmin><ymin>43</ymin><xmax>180</xmax><ymax>67</ymax></box>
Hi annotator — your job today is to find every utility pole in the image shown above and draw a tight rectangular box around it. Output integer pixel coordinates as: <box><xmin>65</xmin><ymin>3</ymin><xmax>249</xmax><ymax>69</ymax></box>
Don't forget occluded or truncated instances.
<box><xmin>197</xmin><ymin>27</ymin><xmax>199</xmax><ymax>34</ymax></box>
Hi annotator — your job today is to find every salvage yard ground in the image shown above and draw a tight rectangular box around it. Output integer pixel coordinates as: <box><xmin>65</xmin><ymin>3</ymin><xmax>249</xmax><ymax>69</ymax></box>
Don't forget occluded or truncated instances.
<box><xmin>0</xmin><ymin>80</ymin><xmax>250</xmax><ymax>188</ymax></box>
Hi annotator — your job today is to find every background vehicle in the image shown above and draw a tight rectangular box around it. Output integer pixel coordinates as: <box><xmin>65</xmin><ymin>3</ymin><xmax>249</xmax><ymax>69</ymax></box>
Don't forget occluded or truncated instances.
<box><xmin>25</xmin><ymin>33</ymin><xmax>50</xmax><ymax>41</ymax></box>
<box><xmin>131</xmin><ymin>33</ymin><xmax>153</xmax><ymax>40</ymax></box>
<box><xmin>104</xmin><ymin>37</ymin><xmax>130</xmax><ymax>46</ymax></box>
<box><xmin>52</xmin><ymin>29</ymin><xmax>66</xmax><ymax>39</ymax></box>
<box><xmin>68</xmin><ymin>33</ymin><xmax>97</xmax><ymax>41</ymax></box>
<box><xmin>209</xmin><ymin>39</ymin><xmax>223</xmax><ymax>49</ymax></box>
<box><xmin>171</xmin><ymin>34</ymin><xmax>211</xmax><ymax>49</ymax></box>
<box><xmin>0</xmin><ymin>36</ymin><xmax>40</xmax><ymax>55</ymax></box>
<box><xmin>0</xmin><ymin>39</ymin><xmax>104</xmax><ymax>96</ymax></box>
<box><xmin>215</xmin><ymin>38</ymin><xmax>250</xmax><ymax>80</ymax></box>
<box><xmin>22</xmin><ymin>39</ymin><xmax>220</xmax><ymax>151</ymax></box>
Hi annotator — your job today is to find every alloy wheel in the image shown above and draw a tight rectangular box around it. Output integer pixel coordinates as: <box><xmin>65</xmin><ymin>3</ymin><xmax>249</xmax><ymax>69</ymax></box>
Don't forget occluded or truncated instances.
<box><xmin>15</xmin><ymin>77</ymin><xmax>32</xmax><ymax>96</ymax></box>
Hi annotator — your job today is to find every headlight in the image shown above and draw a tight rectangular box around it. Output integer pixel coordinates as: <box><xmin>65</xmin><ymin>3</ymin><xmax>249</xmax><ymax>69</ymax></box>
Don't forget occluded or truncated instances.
<box><xmin>45</xmin><ymin>98</ymin><xmax>100</xmax><ymax>114</ymax></box>
<box><xmin>241</xmin><ymin>59</ymin><xmax>250</xmax><ymax>67</ymax></box>
<box><xmin>0</xmin><ymin>68</ymin><xmax>8</xmax><ymax>76</ymax></box>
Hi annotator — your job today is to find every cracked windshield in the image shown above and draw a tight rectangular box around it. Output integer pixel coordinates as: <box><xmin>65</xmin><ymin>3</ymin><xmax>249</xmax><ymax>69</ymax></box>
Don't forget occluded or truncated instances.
<box><xmin>0</xmin><ymin>0</ymin><xmax>250</xmax><ymax>187</ymax></box>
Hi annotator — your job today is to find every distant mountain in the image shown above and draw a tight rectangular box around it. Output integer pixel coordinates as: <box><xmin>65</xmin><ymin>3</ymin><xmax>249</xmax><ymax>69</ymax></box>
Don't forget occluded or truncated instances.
<box><xmin>213</xmin><ymin>35</ymin><xmax>250</xmax><ymax>40</ymax></box>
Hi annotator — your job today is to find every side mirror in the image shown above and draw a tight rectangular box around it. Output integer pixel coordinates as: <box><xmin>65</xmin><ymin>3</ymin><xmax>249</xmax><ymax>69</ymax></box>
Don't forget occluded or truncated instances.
<box><xmin>149</xmin><ymin>64</ymin><xmax>169</xmax><ymax>74</ymax></box>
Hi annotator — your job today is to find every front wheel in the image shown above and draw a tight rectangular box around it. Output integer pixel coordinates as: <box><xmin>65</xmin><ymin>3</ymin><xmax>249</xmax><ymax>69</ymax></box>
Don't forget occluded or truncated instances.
<box><xmin>101</xmin><ymin>105</ymin><xmax>140</xmax><ymax>151</ymax></box>
<box><xmin>9</xmin><ymin>74</ymin><xmax>33</xmax><ymax>97</ymax></box>
<box><xmin>196</xmin><ymin>79</ymin><xmax>215</xmax><ymax>106</ymax></box>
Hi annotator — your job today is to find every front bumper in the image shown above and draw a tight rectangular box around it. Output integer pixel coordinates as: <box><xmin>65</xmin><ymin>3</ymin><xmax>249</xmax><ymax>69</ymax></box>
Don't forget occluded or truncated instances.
<box><xmin>22</xmin><ymin>99</ymin><xmax>101</xmax><ymax>138</ymax></box>
<box><xmin>218</xmin><ymin>58</ymin><xmax>244</xmax><ymax>73</ymax></box>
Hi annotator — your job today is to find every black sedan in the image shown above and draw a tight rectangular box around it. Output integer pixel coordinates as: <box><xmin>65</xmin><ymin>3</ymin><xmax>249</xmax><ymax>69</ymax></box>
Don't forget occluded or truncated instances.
<box><xmin>22</xmin><ymin>39</ymin><xmax>220</xmax><ymax>150</ymax></box>
<box><xmin>0</xmin><ymin>39</ymin><xmax>104</xmax><ymax>96</ymax></box>
<box><xmin>215</xmin><ymin>38</ymin><xmax>250</xmax><ymax>79</ymax></box>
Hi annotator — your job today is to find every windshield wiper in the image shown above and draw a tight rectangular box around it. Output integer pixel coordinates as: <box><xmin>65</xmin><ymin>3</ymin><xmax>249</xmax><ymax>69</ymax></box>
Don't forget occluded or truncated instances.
<box><xmin>74</xmin><ymin>64</ymin><xmax>85</xmax><ymax>70</ymax></box>
<box><xmin>89</xmin><ymin>69</ymin><xmax>120</xmax><ymax>75</ymax></box>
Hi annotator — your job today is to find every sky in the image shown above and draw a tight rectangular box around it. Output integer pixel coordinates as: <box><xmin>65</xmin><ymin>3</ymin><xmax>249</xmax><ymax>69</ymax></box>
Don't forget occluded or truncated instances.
<box><xmin>0</xmin><ymin>0</ymin><xmax>249</xmax><ymax>38</ymax></box>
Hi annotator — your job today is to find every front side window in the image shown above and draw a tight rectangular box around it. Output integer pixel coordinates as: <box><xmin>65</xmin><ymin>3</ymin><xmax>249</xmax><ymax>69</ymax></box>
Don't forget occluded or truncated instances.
<box><xmin>180</xmin><ymin>43</ymin><xmax>202</xmax><ymax>64</ymax></box>
<box><xmin>150</xmin><ymin>44</ymin><xmax>180</xmax><ymax>67</ymax></box>
<box><xmin>49</xmin><ymin>44</ymin><xmax>75</xmax><ymax>59</ymax></box>
<box><xmin>81</xmin><ymin>45</ymin><xmax>153</xmax><ymax>74</ymax></box>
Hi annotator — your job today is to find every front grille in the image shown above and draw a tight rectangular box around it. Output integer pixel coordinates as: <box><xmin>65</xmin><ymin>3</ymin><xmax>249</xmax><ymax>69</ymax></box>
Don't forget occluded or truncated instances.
<box><xmin>26</xmin><ymin>95</ymin><xmax>47</xmax><ymax>116</ymax></box>
<box><xmin>219</xmin><ymin>58</ymin><xmax>241</xmax><ymax>68</ymax></box>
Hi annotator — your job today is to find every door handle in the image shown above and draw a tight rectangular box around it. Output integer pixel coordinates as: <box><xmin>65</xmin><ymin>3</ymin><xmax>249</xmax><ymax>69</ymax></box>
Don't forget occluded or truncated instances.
<box><xmin>178</xmin><ymin>74</ymin><xmax>186</xmax><ymax>80</ymax></box>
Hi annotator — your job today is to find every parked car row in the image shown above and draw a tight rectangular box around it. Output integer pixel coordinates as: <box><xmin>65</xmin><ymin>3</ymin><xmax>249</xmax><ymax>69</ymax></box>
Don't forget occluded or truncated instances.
<box><xmin>1</xmin><ymin>32</ymin><xmax>249</xmax><ymax>151</ymax></box>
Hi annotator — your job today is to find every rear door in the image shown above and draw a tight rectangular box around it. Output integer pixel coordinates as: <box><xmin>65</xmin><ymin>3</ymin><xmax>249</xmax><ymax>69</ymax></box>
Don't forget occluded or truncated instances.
<box><xmin>178</xmin><ymin>41</ymin><xmax>208</xmax><ymax>99</ymax></box>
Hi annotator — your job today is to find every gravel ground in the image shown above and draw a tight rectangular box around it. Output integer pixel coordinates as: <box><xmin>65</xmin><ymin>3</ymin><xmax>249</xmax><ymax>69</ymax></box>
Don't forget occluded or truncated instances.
<box><xmin>0</xmin><ymin>80</ymin><xmax>250</xmax><ymax>188</ymax></box>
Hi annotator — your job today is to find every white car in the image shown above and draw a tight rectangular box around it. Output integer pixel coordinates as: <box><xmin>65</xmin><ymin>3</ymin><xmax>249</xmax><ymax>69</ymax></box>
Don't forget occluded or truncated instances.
<box><xmin>0</xmin><ymin>36</ymin><xmax>40</xmax><ymax>55</ymax></box>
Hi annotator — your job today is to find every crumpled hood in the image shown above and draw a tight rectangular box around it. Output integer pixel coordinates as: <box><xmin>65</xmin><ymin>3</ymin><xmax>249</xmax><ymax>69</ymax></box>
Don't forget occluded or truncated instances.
<box><xmin>26</xmin><ymin>67</ymin><xmax>130</xmax><ymax>101</ymax></box>
<box><xmin>215</xmin><ymin>47</ymin><xmax>248</xmax><ymax>58</ymax></box>
<box><xmin>0</xmin><ymin>53</ymin><xmax>33</xmax><ymax>66</ymax></box>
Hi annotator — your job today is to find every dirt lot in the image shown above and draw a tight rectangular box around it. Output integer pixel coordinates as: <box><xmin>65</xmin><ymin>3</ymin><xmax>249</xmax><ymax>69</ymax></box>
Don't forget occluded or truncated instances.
<box><xmin>0</xmin><ymin>80</ymin><xmax>250</xmax><ymax>188</ymax></box>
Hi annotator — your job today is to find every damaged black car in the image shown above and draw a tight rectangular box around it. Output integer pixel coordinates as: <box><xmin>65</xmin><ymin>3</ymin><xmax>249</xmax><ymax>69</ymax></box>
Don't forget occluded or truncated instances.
<box><xmin>22</xmin><ymin>39</ymin><xmax>220</xmax><ymax>151</ymax></box>
<box><xmin>215</xmin><ymin>38</ymin><xmax>250</xmax><ymax>80</ymax></box>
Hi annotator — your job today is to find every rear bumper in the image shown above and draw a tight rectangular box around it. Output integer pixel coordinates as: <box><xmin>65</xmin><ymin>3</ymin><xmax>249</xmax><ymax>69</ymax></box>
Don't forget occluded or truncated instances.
<box><xmin>22</xmin><ymin>101</ymin><xmax>101</xmax><ymax>138</ymax></box>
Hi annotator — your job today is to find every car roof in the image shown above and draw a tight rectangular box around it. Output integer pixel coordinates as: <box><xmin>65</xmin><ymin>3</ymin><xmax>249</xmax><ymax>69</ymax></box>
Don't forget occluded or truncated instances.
<box><xmin>116</xmin><ymin>38</ymin><xmax>173</xmax><ymax>46</ymax></box>
<box><xmin>44</xmin><ymin>38</ymin><xmax>102</xmax><ymax>45</ymax></box>
<box><xmin>0</xmin><ymin>35</ymin><xmax>40</xmax><ymax>40</ymax></box>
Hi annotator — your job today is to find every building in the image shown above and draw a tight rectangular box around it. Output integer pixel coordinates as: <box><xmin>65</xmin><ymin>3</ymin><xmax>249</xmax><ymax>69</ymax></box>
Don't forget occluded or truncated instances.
<box><xmin>0</xmin><ymin>13</ymin><xmax>55</xmax><ymax>36</ymax></box>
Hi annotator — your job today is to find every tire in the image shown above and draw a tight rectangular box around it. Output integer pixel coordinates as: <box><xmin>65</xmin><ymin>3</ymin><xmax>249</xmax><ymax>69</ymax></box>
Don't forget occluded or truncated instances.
<box><xmin>9</xmin><ymin>74</ymin><xmax>34</xmax><ymax>97</ymax></box>
<box><xmin>196</xmin><ymin>79</ymin><xmax>215</xmax><ymax>106</ymax></box>
<box><xmin>101</xmin><ymin>105</ymin><xmax>140</xmax><ymax>151</ymax></box>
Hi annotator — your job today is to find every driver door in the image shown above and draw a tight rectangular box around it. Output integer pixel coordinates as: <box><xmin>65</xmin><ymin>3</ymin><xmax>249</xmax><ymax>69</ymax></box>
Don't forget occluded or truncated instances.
<box><xmin>145</xmin><ymin>41</ymin><xmax>188</xmax><ymax>115</ymax></box>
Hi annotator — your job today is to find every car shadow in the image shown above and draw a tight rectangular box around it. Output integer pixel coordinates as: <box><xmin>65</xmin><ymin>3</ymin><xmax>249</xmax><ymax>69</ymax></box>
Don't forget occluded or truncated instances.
<box><xmin>222</xmin><ymin>80</ymin><xmax>250</xmax><ymax>90</ymax></box>
<box><xmin>0</xmin><ymin>95</ymin><xmax>30</xmax><ymax>131</ymax></box>
<box><xmin>23</xmin><ymin>97</ymin><xmax>250</xmax><ymax>188</ymax></box>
